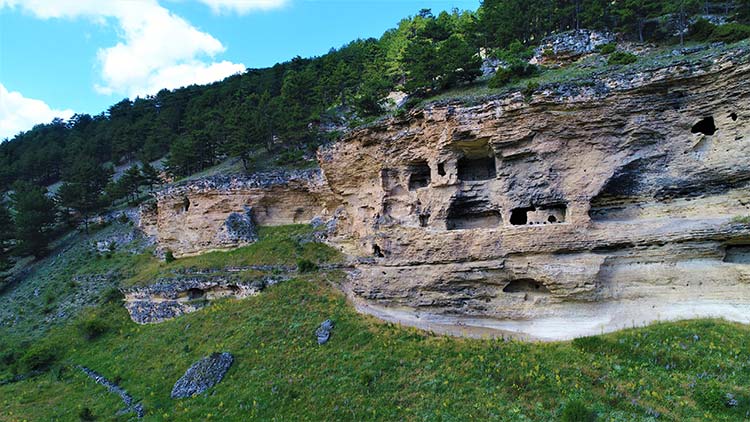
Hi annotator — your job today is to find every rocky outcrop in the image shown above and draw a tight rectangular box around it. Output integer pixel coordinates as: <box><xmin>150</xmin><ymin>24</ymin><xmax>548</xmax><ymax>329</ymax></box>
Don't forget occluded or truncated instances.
<box><xmin>318</xmin><ymin>45</ymin><xmax>750</xmax><ymax>340</ymax></box>
<box><xmin>531</xmin><ymin>29</ymin><xmax>615</xmax><ymax>65</ymax></box>
<box><xmin>171</xmin><ymin>353</ymin><xmax>233</xmax><ymax>399</ymax></box>
<box><xmin>78</xmin><ymin>366</ymin><xmax>144</xmax><ymax>418</ymax></box>
<box><xmin>123</xmin><ymin>275</ymin><xmax>285</xmax><ymax>324</ymax></box>
<box><xmin>141</xmin><ymin>44</ymin><xmax>750</xmax><ymax>340</ymax></box>
<box><xmin>139</xmin><ymin>170</ymin><xmax>335</xmax><ymax>257</ymax></box>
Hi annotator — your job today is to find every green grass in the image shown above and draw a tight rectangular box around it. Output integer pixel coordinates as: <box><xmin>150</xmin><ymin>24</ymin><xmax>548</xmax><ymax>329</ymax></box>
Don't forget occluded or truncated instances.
<box><xmin>1</xmin><ymin>275</ymin><xmax>749</xmax><ymax>421</ymax></box>
<box><xmin>117</xmin><ymin>224</ymin><xmax>343</xmax><ymax>287</ymax></box>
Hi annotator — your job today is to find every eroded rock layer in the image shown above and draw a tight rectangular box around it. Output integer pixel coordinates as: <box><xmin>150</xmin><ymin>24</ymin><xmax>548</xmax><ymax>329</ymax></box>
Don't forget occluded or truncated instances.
<box><xmin>141</xmin><ymin>46</ymin><xmax>750</xmax><ymax>339</ymax></box>
<box><xmin>318</xmin><ymin>47</ymin><xmax>750</xmax><ymax>339</ymax></box>
<box><xmin>140</xmin><ymin>170</ymin><xmax>334</xmax><ymax>257</ymax></box>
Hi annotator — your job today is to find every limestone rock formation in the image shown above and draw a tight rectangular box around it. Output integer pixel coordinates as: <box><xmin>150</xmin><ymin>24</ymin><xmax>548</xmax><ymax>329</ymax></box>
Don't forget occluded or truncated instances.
<box><xmin>318</xmin><ymin>45</ymin><xmax>750</xmax><ymax>340</ymax></box>
<box><xmin>123</xmin><ymin>275</ymin><xmax>285</xmax><ymax>324</ymax></box>
<box><xmin>141</xmin><ymin>45</ymin><xmax>750</xmax><ymax>340</ymax></box>
<box><xmin>171</xmin><ymin>352</ymin><xmax>234</xmax><ymax>399</ymax></box>
<box><xmin>139</xmin><ymin>170</ymin><xmax>335</xmax><ymax>257</ymax></box>
<box><xmin>531</xmin><ymin>29</ymin><xmax>615</xmax><ymax>66</ymax></box>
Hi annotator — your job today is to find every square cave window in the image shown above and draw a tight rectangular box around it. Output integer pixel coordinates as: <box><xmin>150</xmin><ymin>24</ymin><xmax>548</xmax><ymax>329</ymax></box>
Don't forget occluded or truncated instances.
<box><xmin>446</xmin><ymin>197</ymin><xmax>502</xmax><ymax>230</ymax></box>
<box><xmin>457</xmin><ymin>156</ymin><xmax>496</xmax><ymax>181</ymax></box>
<box><xmin>408</xmin><ymin>161</ymin><xmax>431</xmax><ymax>190</ymax></box>
<box><xmin>510</xmin><ymin>204</ymin><xmax>566</xmax><ymax>226</ymax></box>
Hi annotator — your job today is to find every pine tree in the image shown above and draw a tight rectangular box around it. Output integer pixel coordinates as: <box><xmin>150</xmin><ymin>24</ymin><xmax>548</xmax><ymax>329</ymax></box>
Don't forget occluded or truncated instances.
<box><xmin>11</xmin><ymin>182</ymin><xmax>57</xmax><ymax>258</ymax></box>
<box><xmin>0</xmin><ymin>201</ymin><xmax>14</xmax><ymax>278</ymax></box>
<box><xmin>56</xmin><ymin>160</ymin><xmax>112</xmax><ymax>233</ymax></box>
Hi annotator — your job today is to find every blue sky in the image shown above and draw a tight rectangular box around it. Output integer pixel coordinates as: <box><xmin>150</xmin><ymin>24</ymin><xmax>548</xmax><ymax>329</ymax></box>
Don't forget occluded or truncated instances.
<box><xmin>0</xmin><ymin>0</ymin><xmax>479</xmax><ymax>139</ymax></box>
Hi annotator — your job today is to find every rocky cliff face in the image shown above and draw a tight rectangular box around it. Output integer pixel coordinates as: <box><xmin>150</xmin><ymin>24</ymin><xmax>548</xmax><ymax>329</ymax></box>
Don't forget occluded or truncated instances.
<box><xmin>318</xmin><ymin>46</ymin><xmax>750</xmax><ymax>339</ymax></box>
<box><xmin>140</xmin><ymin>170</ymin><xmax>335</xmax><ymax>257</ymax></box>
<box><xmin>142</xmin><ymin>45</ymin><xmax>750</xmax><ymax>340</ymax></box>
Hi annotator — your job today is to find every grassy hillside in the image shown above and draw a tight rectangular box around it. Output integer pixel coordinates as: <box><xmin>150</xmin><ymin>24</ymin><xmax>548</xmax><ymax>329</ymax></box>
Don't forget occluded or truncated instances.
<box><xmin>1</xmin><ymin>245</ymin><xmax>749</xmax><ymax>421</ymax></box>
<box><xmin>2</xmin><ymin>280</ymin><xmax>749</xmax><ymax>421</ymax></box>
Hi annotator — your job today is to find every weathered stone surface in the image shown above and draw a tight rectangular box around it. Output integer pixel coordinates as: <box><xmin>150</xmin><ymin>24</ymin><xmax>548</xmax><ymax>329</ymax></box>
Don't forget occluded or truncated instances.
<box><xmin>141</xmin><ymin>45</ymin><xmax>750</xmax><ymax>340</ymax></box>
<box><xmin>315</xmin><ymin>319</ymin><xmax>334</xmax><ymax>344</ymax></box>
<box><xmin>531</xmin><ymin>29</ymin><xmax>615</xmax><ymax>65</ymax></box>
<box><xmin>139</xmin><ymin>170</ymin><xmax>335</xmax><ymax>257</ymax></box>
<box><xmin>318</xmin><ymin>45</ymin><xmax>750</xmax><ymax>339</ymax></box>
<box><xmin>79</xmin><ymin>366</ymin><xmax>144</xmax><ymax>418</ymax></box>
<box><xmin>171</xmin><ymin>352</ymin><xmax>233</xmax><ymax>399</ymax></box>
<box><xmin>123</xmin><ymin>275</ymin><xmax>285</xmax><ymax>324</ymax></box>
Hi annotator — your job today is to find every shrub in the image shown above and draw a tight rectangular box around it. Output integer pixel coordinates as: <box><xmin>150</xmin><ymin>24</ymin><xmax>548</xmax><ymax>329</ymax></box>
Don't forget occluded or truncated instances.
<box><xmin>78</xmin><ymin>312</ymin><xmax>109</xmax><ymax>341</ymax></box>
<box><xmin>79</xmin><ymin>407</ymin><xmax>95</xmax><ymax>421</ymax></box>
<box><xmin>596</xmin><ymin>43</ymin><xmax>616</xmax><ymax>55</ymax></box>
<box><xmin>297</xmin><ymin>259</ymin><xmax>318</xmax><ymax>273</ymax></box>
<box><xmin>560</xmin><ymin>398</ymin><xmax>596</xmax><ymax>422</ymax></box>
<box><xmin>607</xmin><ymin>51</ymin><xmax>637</xmax><ymax>66</ymax></box>
<box><xmin>690</xmin><ymin>19</ymin><xmax>750</xmax><ymax>43</ymax></box>
<box><xmin>164</xmin><ymin>250</ymin><xmax>176</xmax><ymax>263</ymax></box>
<box><xmin>488</xmin><ymin>60</ymin><xmax>538</xmax><ymax>88</ymax></box>
<box><xmin>732</xmin><ymin>215</ymin><xmax>750</xmax><ymax>224</ymax></box>
<box><xmin>522</xmin><ymin>81</ymin><xmax>539</xmax><ymax>100</ymax></box>
<box><xmin>100</xmin><ymin>287</ymin><xmax>124</xmax><ymax>304</ymax></box>
<box><xmin>710</xmin><ymin>23</ymin><xmax>750</xmax><ymax>43</ymax></box>
<box><xmin>19</xmin><ymin>343</ymin><xmax>58</xmax><ymax>372</ymax></box>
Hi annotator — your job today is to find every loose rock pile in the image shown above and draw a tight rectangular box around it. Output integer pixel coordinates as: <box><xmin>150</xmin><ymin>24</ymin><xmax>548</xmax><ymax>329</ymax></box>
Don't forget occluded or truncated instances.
<box><xmin>171</xmin><ymin>352</ymin><xmax>234</xmax><ymax>399</ymax></box>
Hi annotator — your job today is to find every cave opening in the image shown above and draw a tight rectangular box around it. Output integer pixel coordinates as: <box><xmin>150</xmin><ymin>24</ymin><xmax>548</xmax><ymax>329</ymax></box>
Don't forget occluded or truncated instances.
<box><xmin>503</xmin><ymin>279</ymin><xmax>550</xmax><ymax>293</ymax></box>
<box><xmin>187</xmin><ymin>288</ymin><xmax>205</xmax><ymax>300</ymax></box>
<box><xmin>457</xmin><ymin>156</ymin><xmax>496</xmax><ymax>181</ymax></box>
<box><xmin>446</xmin><ymin>197</ymin><xmax>502</xmax><ymax>230</ymax></box>
<box><xmin>182</xmin><ymin>196</ymin><xmax>191</xmax><ymax>213</ymax></box>
<box><xmin>510</xmin><ymin>207</ymin><xmax>535</xmax><ymax>225</ymax></box>
<box><xmin>437</xmin><ymin>162</ymin><xmax>446</xmax><ymax>176</ymax></box>
<box><xmin>419</xmin><ymin>214</ymin><xmax>430</xmax><ymax>227</ymax></box>
<box><xmin>730</xmin><ymin>112</ymin><xmax>738</xmax><ymax>121</ymax></box>
<box><xmin>408</xmin><ymin>161</ymin><xmax>431</xmax><ymax>190</ymax></box>
<box><xmin>724</xmin><ymin>245</ymin><xmax>750</xmax><ymax>264</ymax></box>
<box><xmin>548</xmin><ymin>215</ymin><xmax>557</xmax><ymax>223</ymax></box>
<box><xmin>373</xmin><ymin>244</ymin><xmax>385</xmax><ymax>258</ymax></box>
<box><xmin>691</xmin><ymin>116</ymin><xmax>717</xmax><ymax>136</ymax></box>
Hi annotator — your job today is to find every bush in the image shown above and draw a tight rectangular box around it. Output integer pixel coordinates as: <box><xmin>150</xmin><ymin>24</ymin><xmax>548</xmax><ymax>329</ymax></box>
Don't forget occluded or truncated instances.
<box><xmin>691</xmin><ymin>19</ymin><xmax>750</xmax><ymax>43</ymax></box>
<box><xmin>164</xmin><ymin>250</ymin><xmax>176</xmax><ymax>263</ymax></box>
<box><xmin>561</xmin><ymin>398</ymin><xmax>596</xmax><ymax>422</ymax></box>
<box><xmin>596</xmin><ymin>43</ymin><xmax>616</xmax><ymax>55</ymax></box>
<box><xmin>607</xmin><ymin>51</ymin><xmax>637</xmax><ymax>66</ymax></box>
<box><xmin>488</xmin><ymin>60</ymin><xmax>538</xmax><ymax>88</ymax></box>
<box><xmin>78</xmin><ymin>313</ymin><xmax>109</xmax><ymax>341</ymax></box>
<box><xmin>297</xmin><ymin>259</ymin><xmax>318</xmax><ymax>273</ymax></box>
<box><xmin>522</xmin><ymin>81</ymin><xmax>539</xmax><ymax>100</ymax></box>
<box><xmin>79</xmin><ymin>407</ymin><xmax>95</xmax><ymax>421</ymax></box>
<box><xmin>100</xmin><ymin>287</ymin><xmax>124</xmax><ymax>304</ymax></box>
<box><xmin>19</xmin><ymin>343</ymin><xmax>59</xmax><ymax>372</ymax></box>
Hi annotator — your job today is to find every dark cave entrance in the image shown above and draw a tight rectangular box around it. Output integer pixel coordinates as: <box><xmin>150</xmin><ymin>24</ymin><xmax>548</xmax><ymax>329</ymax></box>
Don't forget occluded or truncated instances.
<box><xmin>457</xmin><ymin>156</ymin><xmax>496</xmax><ymax>181</ymax></box>
<box><xmin>691</xmin><ymin>116</ymin><xmax>717</xmax><ymax>136</ymax></box>
<box><xmin>408</xmin><ymin>161</ymin><xmax>431</xmax><ymax>190</ymax></box>
<box><xmin>187</xmin><ymin>288</ymin><xmax>205</xmax><ymax>300</ymax></box>
<box><xmin>503</xmin><ymin>279</ymin><xmax>550</xmax><ymax>294</ymax></box>
<box><xmin>510</xmin><ymin>207</ymin><xmax>535</xmax><ymax>226</ymax></box>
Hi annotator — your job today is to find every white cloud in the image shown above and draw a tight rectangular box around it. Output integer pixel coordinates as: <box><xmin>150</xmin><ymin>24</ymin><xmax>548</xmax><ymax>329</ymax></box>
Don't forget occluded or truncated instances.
<box><xmin>0</xmin><ymin>84</ymin><xmax>74</xmax><ymax>139</ymax></box>
<box><xmin>0</xmin><ymin>0</ymin><xmax>248</xmax><ymax>98</ymax></box>
<box><xmin>197</xmin><ymin>0</ymin><xmax>288</xmax><ymax>15</ymax></box>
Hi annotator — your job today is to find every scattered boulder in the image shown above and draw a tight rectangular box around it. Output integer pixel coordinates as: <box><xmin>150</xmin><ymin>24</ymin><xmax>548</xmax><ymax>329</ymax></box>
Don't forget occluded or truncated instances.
<box><xmin>223</xmin><ymin>206</ymin><xmax>257</xmax><ymax>242</ymax></box>
<box><xmin>315</xmin><ymin>319</ymin><xmax>334</xmax><ymax>345</ymax></box>
<box><xmin>171</xmin><ymin>352</ymin><xmax>234</xmax><ymax>399</ymax></box>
